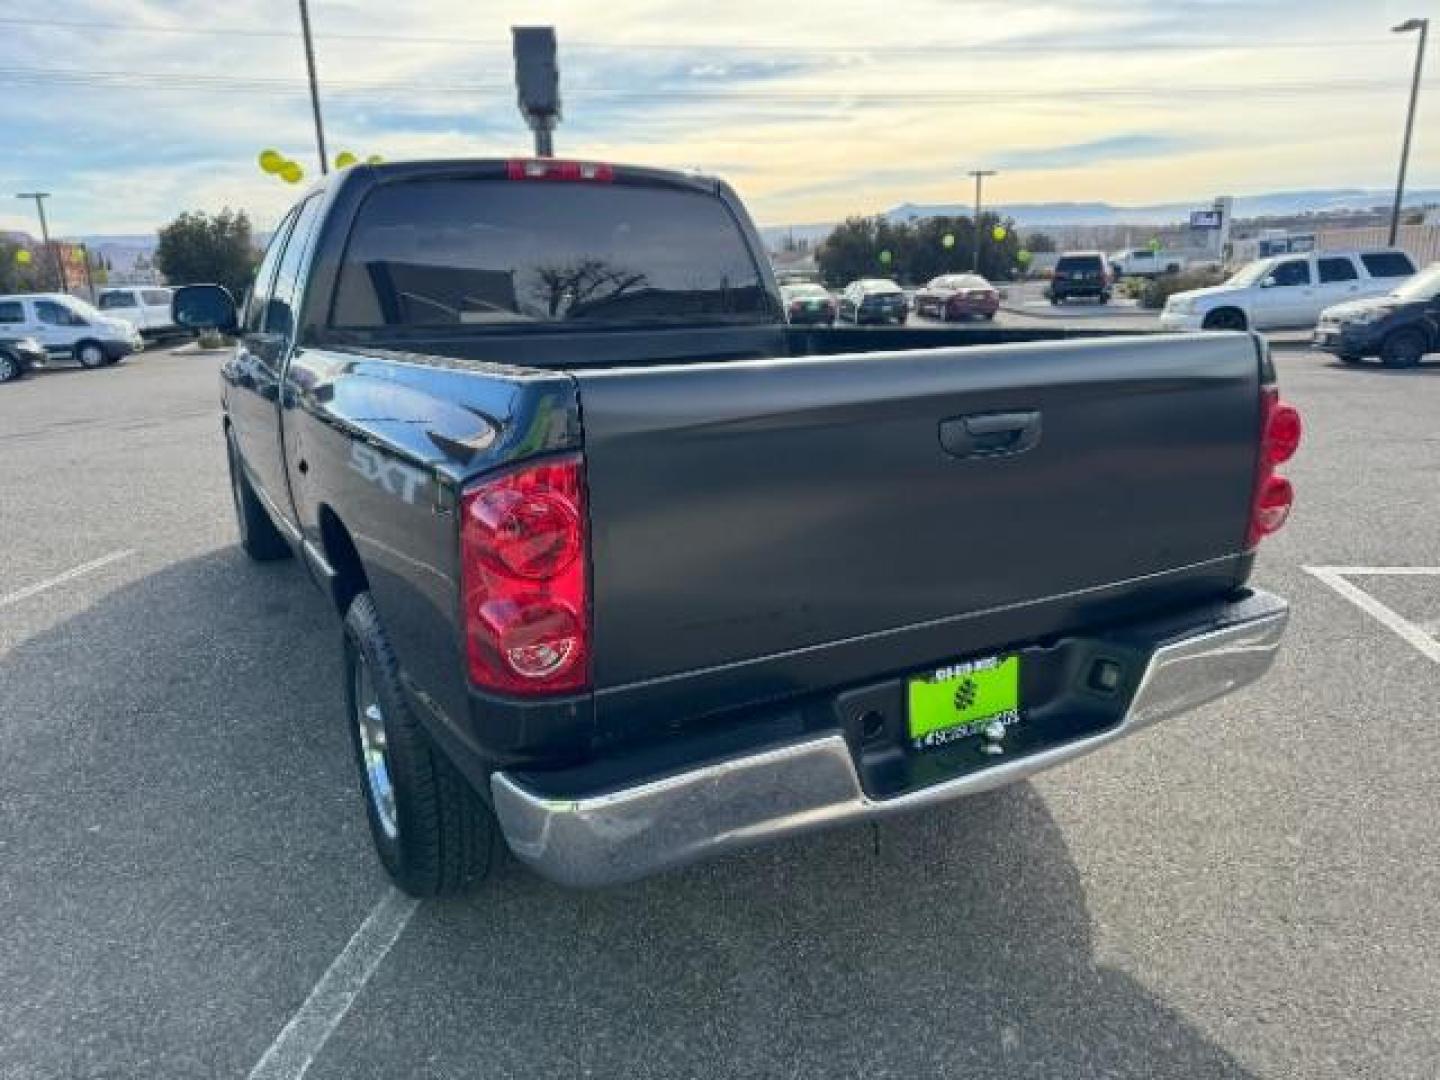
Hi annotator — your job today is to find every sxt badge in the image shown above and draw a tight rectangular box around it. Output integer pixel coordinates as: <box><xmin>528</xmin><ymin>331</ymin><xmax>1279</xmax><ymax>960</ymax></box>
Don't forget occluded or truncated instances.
<box><xmin>350</xmin><ymin>443</ymin><xmax>423</xmax><ymax>504</ymax></box>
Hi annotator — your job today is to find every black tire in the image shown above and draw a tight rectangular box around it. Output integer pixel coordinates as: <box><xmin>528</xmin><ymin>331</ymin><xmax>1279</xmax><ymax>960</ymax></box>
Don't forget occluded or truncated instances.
<box><xmin>344</xmin><ymin>592</ymin><xmax>498</xmax><ymax>896</ymax></box>
<box><xmin>1338</xmin><ymin>354</ymin><xmax>1366</xmax><ymax>365</ymax></box>
<box><xmin>896</xmin><ymin>314</ymin><xmax>908</xmax><ymax>325</ymax></box>
<box><xmin>1049</xmin><ymin>296</ymin><xmax>1060</xmax><ymax>306</ymax></box>
<box><xmin>75</xmin><ymin>340</ymin><xmax>108</xmax><ymax>369</ymax></box>
<box><xmin>1098</xmin><ymin>293</ymin><xmax>1111</xmax><ymax>305</ymax></box>
<box><xmin>982</xmin><ymin>311</ymin><xmax>996</xmax><ymax>321</ymax></box>
<box><xmin>0</xmin><ymin>350</ymin><xmax>22</xmax><ymax>384</ymax></box>
<box><xmin>1380</xmin><ymin>328</ymin><xmax>1426</xmax><ymax>369</ymax></box>
<box><xmin>1202</xmin><ymin>308</ymin><xmax>1247</xmax><ymax>331</ymax></box>
<box><xmin>226</xmin><ymin>433</ymin><xmax>292</xmax><ymax>561</ymax></box>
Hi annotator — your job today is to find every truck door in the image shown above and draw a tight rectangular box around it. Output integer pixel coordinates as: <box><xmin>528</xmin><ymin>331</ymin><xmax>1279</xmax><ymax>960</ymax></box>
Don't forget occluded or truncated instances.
<box><xmin>1316</xmin><ymin>255</ymin><xmax>1362</xmax><ymax>311</ymax></box>
<box><xmin>232</xmin><ymin>196</ymin><xmax>324</xmax><ymax>522</ymax></box>
<box><xmin>1251</xmin><ymin>257</ymin><xmax>1314</xmax><ymax>328</ymax></box>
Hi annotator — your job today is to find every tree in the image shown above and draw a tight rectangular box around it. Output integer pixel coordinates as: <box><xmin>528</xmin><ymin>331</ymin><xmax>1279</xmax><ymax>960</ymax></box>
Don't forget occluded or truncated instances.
<box><xmin>155</xmin><ymin>208</ymin><xmax>257</xmax><ymax>298</ymax></box>
<box><xmin>816</xmin><ymin>212</ymin><xmax>1024</xmax><ymax>287</ymax></box>
<box><xmin>0</xmin><ymin>239</ymin><xmax>46</xmax><ymax>294</ymax></box>
<box><xmin>1023</xmin><ymin>231</ymin><xmax>1057</xmax><ymax>253</ymax></box>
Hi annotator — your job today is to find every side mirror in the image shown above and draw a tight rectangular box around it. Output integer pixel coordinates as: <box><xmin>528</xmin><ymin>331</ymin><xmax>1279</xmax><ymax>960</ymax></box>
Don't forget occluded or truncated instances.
<box><xmin>172</xmin><ymin>284</ymin><xmax>239</xmax><ymax>333</ymax></box>
<box><xmin>1259</xmin><ymin>276</ymin><xmax>1276</xmax><ymax>289</ymax></box>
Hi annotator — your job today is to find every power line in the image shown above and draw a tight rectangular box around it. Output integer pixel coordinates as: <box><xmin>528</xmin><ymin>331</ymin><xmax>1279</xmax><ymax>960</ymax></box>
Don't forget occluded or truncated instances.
<box><xmin>0</xmin><ymin>15</ymin><xmax>1400</xmax><ymax>53</ymax></box>
<box><xmin>0</xmin><ymin>65</ymin><xmax>1406</xmax><ymax>103</ymax></box>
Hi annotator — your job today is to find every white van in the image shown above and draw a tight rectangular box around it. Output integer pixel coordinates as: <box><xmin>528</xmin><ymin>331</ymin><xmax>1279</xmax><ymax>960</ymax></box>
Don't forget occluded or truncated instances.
<box><xmin>1161</xmin><ymin>249</ymin><xmax>1417</xmax><ymax>331</ymax></box>
<box><xmin>0</xmin><ymin>293</ymin><xmax>144</xmax><ymax>368</ymax></box>
<box><xmin>96</xmin><ymin>286</ymin><xmax>176</xmax><ymax>336</ymax></box>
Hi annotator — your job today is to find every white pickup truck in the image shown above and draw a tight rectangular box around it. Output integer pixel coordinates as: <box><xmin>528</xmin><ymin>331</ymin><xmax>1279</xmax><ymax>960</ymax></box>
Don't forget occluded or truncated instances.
<box><xmin>96</xmin><ymin>286</ymin><xmax>177</xmax><ymax>337</ymax></box>
<box><xmin>1110</xmin><ymin>248</ymin><xmax>1188</xmax><ymax>278</ymax></box>
<box><xmin>1161</xmin><ymin>249</ymin><xmax>1416</xmax><ymax>331</ymax></box>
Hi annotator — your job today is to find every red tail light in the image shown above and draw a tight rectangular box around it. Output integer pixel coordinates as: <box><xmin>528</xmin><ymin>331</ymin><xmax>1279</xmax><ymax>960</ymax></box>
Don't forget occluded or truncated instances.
<box><xmin>506</xmin><ymin>159</ymin><xmax>614</xmax><ymax>182</ymax></box>
<box><xmin>460</xmin><ymin>454</ymin><xmax>589</xmax><ymax>695</ymax></box>
<box><xmin>1247</xmin><ymin>388</ymin><xmax>1301</xmax><ymax>548</ymax></box>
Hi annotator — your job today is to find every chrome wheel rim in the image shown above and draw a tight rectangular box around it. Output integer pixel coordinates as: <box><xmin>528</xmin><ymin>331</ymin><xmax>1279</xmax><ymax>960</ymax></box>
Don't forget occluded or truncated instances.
<box><xmin>0</xmin><ymin>355</ymin><xmax>14</xmax><ymax>381</ymax></box>
<box><xmin>353</xmin><ymin>655</ymin><xmax>398</xmax><ymax>839</ymax></box>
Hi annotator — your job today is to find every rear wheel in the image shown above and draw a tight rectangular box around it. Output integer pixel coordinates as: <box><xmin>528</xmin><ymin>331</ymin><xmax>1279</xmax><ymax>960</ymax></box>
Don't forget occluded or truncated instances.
<box><xmin>1381</xmin><ymin>328</ymin><xmax>1426</xmax><ymax>369</ymax></box>
<box><xmin>344</xmin><ymin>592</ymin><xmax>498</xmax><ymax>896</ymax></box>
<box><xmin>75</xmin><ymin>340</ymin><xmax>107</xmax><ymax>369</ymax></box>
<box><xmin>1202</xmin><ymin>308</ymin><xmax>1247</xmax><ymax>332</ymax></box>
<box><xmin>226</xmin><ymin>433</ymin><xmax>291</xmax><ymax>561</ymax></box>
<box><xmin>1338</xmin><ymin>354</ymin><xmax>1365</xmax><ymax>365</ymax></box>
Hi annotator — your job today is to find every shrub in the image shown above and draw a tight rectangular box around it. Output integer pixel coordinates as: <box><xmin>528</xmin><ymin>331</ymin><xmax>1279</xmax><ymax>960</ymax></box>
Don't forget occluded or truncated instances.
<box><xmin>196</xmin><ymin>329</ymin><xmax>230</xmax><ymax>349</ymax></box>
<box><xmin>1139</xmin><ymin>267</ymin><xmax>1226</xmax><ymax>309</ymax></box>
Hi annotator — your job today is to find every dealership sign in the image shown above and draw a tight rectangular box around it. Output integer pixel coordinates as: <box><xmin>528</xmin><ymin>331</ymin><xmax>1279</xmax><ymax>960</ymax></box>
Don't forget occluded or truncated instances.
<box><xmin>1190</xmin><ymin>209</ymin><xmax>1224</xmax><ymax>230</ymax></box>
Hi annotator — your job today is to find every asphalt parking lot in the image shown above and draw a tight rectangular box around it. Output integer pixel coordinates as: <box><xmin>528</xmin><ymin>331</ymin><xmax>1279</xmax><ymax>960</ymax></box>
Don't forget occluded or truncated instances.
<box><xmin>3</xmin><ymin>340</ymin><xmax>1439</xmax><ymax>1079</ymax></box>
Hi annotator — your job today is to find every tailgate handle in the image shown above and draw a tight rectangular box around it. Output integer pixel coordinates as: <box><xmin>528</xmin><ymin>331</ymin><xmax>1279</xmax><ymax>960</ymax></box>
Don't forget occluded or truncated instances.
<box><xmin>940</xmin><ymin>410</ymin><xmax>1042</xmax><ymax>459</ymax></box>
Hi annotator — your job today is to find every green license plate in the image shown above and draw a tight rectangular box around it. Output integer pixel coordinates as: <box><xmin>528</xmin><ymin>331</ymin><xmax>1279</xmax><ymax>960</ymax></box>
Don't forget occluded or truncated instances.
<box><xmin>907</xmin><ymin>655</ymin><xmax>1020</xmax><ymax>750</ymax></box>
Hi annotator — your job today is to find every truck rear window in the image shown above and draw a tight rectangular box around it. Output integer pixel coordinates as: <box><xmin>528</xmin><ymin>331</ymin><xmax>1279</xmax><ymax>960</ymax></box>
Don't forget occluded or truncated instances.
<box><xmin>331</xmin><ymin>179</ymin><xmax>774</xmax><ymax>329</ymax></box>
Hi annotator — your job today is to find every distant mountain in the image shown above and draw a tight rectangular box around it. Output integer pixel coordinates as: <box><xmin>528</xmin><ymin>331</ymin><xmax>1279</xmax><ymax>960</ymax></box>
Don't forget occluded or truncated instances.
<box><xmin>761</xmin><ymin>188</ymin><xmax>1440</xmax><ymax>247</ymax></box>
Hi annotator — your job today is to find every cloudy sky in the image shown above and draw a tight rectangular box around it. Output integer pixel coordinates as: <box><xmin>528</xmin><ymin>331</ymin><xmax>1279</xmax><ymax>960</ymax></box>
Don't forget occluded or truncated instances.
<box><xmin>0</xmin><ymin>0</ymin><xmax>1434</xmax><ymax>237</ymax></box>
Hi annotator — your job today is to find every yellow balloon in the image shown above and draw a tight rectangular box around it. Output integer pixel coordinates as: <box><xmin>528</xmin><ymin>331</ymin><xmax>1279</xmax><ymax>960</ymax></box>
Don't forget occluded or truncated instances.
<box><xmin>258</xmin><ymin>149</ymin><xmax>285</xmax><ymax>174</ymax></box>
<box><xmin>278</xmin><ymin>161</ymin><xmax>304</xmax><ymax>184</ymax></box>
<box><xmin>941</xmin><ymin>233</ymin><xmax>956</xmax><ymax>249</ymax></box>
<box><xmin>15</xmin><ymin>249</ymin><xmax>32</xmax><ymax>265</ymax></box>
<box><xmin>992</xmin><ymin>225</ymin><xmax>1008</xmax><ymax>242</ymax></box>
<box><xmin>335</xmin><ymin>151</ymin><xmax>358</xmax><ymax>169</ymax></box>
<box><xmin>365</xmin><ymin>154</ymin><xmax>384</xmax><ymax>165</ymax></box>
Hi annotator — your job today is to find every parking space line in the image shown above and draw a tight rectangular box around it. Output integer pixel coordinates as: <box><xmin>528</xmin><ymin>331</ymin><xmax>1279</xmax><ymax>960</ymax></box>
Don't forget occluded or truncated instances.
<box><xmin>0</xmin><ymin>549</ymin><xmax>135</xmax><ymax>610</ymax></box>
<box><xmin>1305</xmin><ymin>566</ymin><xmax>1440</xmax><ymax>666</ymax></box>
<box><xmin>247</xmin><ymin>888</ymin><xmax>419</xmax><ymax>1080</ymax></box>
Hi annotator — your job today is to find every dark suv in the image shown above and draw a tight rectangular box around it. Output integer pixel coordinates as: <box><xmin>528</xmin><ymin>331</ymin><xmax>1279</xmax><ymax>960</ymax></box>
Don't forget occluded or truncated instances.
<box><xmin>1048</xmin><ymin>252</ymin><xmax>1113</xmax><ymax>305</ymax></box>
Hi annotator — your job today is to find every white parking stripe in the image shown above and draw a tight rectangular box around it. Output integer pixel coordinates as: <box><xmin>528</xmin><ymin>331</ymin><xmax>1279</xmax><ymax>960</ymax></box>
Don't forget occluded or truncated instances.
<box><xmin>1305</xmin><ymin>566</ymin><xmax>1440</xmax><ymax>666</ymax></box>
<box><xmin>246</xmin><ymin>888</ymin><xmax>419</xmax><ymax>1080</ymax></box>
<box><xmin>0</xmin><ymin>549</ymin><xmax>135</xmax><ymax>610</ymax></box>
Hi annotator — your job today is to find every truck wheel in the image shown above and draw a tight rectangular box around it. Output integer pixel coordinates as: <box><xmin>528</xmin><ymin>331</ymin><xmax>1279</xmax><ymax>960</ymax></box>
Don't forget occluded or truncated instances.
<box><xmin>343</xmin><ymin>592</ymin><xmax>497</xmax><ymax>897</ymax></box>
<box><xmin>75</xmin><ymin>340</ymin><xmax>108</xmax><ymax>369</ymax></box>
<box><xmin>226</xmin><ymin>434</ymin><xmax>291</xmax><ymax>561</ymax></box>
<box><xmin>0</xmin><ymin>351</ymin><xmax>20</xmax><ymax>383</ymax></box>
<box><xmin>1338</xmin><ymin>354</ymin><xmax>1365</xmax><ymax>365</ymax></box>
<box><xmin>1380</xmin><ymin>328</ymin><xmax>1425</xmax><ymax>369</ymax></box>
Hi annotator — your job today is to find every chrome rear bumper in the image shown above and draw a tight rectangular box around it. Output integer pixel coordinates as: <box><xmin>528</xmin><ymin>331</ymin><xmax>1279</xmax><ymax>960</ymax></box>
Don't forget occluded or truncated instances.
<box><xmin>492</xmin><ymin>590</ymin><xmax>1288</xmax><ymax>888</ymax></box>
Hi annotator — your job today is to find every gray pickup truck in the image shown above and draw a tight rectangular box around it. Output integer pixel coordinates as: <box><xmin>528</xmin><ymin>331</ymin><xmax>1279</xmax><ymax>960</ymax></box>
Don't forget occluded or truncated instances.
<box><xmin>175</xmin><ymin>157</ymin><xmax>1299</xmax><ymax>894</ymax></box>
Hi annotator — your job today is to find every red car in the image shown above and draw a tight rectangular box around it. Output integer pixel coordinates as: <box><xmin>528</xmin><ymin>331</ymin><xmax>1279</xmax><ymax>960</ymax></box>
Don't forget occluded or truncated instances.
<box><xmin>914</xmin><ymin>274</ymin><xmax>1000</xmax><ymax>321</ymax></box>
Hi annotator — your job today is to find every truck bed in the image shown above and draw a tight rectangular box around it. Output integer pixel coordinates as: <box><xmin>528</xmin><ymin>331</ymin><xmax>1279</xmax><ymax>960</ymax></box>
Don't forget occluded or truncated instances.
<box><xmin>574</xmin><ymin>332</ymin><xmax>1263</xmax><ymax>741</ymax></box>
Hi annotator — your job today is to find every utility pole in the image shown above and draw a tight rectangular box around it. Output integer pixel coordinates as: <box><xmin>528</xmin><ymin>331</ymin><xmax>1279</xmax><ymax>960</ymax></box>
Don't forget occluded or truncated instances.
<box><xmin>79</xmin><ymin>243</ymin><xmax>96</xmax><ymax>299</ymax></box>
<box><xmin>298</xmin><ymin>0</ymin><xmax>329</xmax><ymax>174</ymax></box>
<box><xmin>15</xmin><ymin>191</ymin><xmax>66</xmax><ymax>292</ymax></box>
<box><xmin>967</xmin><ymin>170</ymin><xmax>997</xmax><ymax>273</ymax></box>
<box><xmin>1389</xmin><ymin>18</ymin><xmax>1428</xmax><ymax>246</ymax></box>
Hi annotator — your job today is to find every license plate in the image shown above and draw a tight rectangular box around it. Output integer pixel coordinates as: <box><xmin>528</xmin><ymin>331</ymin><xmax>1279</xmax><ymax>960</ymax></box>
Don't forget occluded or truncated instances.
<box><xmin>907</xmin><ymin>655</ymin><xmax>1020</xmax><ymax>750</ymax></box>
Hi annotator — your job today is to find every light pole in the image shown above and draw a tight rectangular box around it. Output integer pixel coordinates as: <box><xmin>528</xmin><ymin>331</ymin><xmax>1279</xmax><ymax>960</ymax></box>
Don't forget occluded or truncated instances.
<box><xmin>967</xmin><ymin>169</ymin><xmax>997</xmax><ymax>273</ymax></box>
<box><xmin>1388</xmin><ymin>17</ymin><xmax>1428</xmax><ymax>246</ymax></box>
<box><xmin>15</xmin><ymin>191</ymin><xmax>66</xmax><ymax>292</ymax></box>
<box><xmin>297</xmin><ymin>0</ymin><xmax>329</xmax><ymax>174</ymax></box>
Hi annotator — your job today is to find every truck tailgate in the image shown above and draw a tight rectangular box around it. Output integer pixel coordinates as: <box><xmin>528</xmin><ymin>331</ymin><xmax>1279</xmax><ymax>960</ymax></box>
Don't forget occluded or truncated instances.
<box><xmin>573</xmin><ymin>333</ymin><xmax>1262</xmax><ymax>731</ymax></box>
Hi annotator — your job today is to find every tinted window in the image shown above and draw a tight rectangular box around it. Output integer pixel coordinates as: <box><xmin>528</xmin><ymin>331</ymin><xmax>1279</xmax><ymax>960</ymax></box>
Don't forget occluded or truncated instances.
<box><xmin>0</xmin><ymin>301</ymin><xmax>22</xmax><ymax>324</ymax></box>
<box><xmin>35</xmin><ymin>300</ymin><xmax>85</xmax><ymax>326</ymax></box>
<box><xmin>333</xmin><ymin>180</ymin><xmax>772</xmax><ymax>328</ymax></box>
<box><xmin>1268</xmin><ymin>260</ymin><xmax>1310</xmax><ymax>287</ymax></box>
<box><xmin>1360</xmin><ymin>252</ymin><xmax>1415</xmax><ymax>279</ymax></box>
<box><xmin>244</xmin><ymin>207</ymin><xmax>299</xmax><ymax>334</ymax></box>
<box><xmin>1130</xmin><ymin>251</ymin><xmax>1154</xmax><ymax>261</ymax></box>
<box><xmin>142</xmin><ymin>289</ymin><xmax>171</xmax><ymax>306</ymax></box>
<box><xmin>1318</xmin><ymin>257</ymin><xmax>1358</xmax><ymax>283</ymax></box>
<box><xmin>266</xmin><ymin>197</ymin><xmax>323</xmax><ymax>340</ymax></box>
<box><xmin>98</xmin><ymin>291</ymin><xmax>137</xmax><ymax>309</ymax></box>
<box><xmin>1056</xmin><ymin>256</ymin><xmax>1103</xmax><ymax>273</ymax></box>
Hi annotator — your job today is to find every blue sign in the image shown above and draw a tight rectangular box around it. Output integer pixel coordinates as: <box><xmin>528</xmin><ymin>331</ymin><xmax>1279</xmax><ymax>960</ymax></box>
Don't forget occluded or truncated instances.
<box><xmin>1190</xmin><ymin>209</ymin><xmax>1223</xmax><ymax>230</ymax></box>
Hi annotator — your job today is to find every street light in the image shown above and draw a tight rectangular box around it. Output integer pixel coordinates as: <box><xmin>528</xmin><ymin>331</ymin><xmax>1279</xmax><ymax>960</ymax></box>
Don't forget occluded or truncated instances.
<box><xmin>967</xmin><ymin>170</ymin><xmax>997</xmax><ymax>273</ymax></box>
<box><xmin>297</xmin><ymin>0</ymin><xmax>329</xmax><ymax>174</ymax></box>
<box><xmin>1388</xmin><ymin>17</ymin><xmax>1428</xmax><ymax>246</ymax></box>
<box><xmin>14</xmin><ymin>191</ymin><xmax>66</xmax><ymax>292</ymax></box>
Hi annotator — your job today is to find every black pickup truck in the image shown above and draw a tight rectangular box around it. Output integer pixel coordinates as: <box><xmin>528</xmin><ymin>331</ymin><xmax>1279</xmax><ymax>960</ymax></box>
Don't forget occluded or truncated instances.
<box><xmin>175</xmin><ymin>158</ymin><xmax>1299</xmax><ymax>894</ymax></box>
